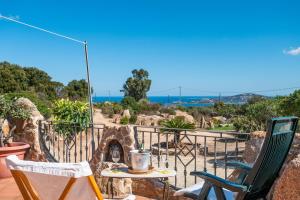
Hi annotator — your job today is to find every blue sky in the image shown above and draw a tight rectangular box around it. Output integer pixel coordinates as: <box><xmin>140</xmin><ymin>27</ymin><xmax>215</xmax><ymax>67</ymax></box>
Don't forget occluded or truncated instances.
<box><xmin>1</xmin><ymin>0</ymin><xmax>300</xmax><ymax>96</ymax></box>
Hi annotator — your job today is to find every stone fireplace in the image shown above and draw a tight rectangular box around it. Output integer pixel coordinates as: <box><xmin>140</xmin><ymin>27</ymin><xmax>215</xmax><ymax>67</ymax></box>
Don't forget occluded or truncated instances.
<box><xmin>90</xmin><ymin>126</ymin><xmax>137</xmax><ymax>198</ymax></box>
<box><xmin>92</xmin><ymin>125</ymin><xmax>136</xmax><ymax>166</ymax></box>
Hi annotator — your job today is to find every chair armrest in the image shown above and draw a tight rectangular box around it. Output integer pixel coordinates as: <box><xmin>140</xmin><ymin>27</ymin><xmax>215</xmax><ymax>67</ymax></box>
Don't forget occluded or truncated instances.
<box><xmin>190</xmin><ymin>171</ymin><xmax>248</xmax><ymax>192</ymax></box>
<box><xmin>226</xmin><ymin>161</ymin><xmax>252</xmax><ymax>171</ymax></box>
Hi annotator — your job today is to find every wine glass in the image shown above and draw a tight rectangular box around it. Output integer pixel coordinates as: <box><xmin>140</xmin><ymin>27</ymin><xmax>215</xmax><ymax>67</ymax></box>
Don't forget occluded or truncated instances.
<box><xmin>111</xmin><ymin>148</ymin><xmax>120</xmax><ymax>164</ymax></box>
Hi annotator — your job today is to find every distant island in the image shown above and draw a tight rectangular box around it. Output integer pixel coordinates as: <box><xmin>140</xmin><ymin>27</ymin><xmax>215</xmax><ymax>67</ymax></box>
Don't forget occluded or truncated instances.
<box><xmin>93</xmin><ymin>93</ymin><xmax>268</xmax><ymax>107</ymax></box>
<box><xmin>211</xmin><ymin>93</ymin><xmax>268</xmax><ymax>104</ymax></box>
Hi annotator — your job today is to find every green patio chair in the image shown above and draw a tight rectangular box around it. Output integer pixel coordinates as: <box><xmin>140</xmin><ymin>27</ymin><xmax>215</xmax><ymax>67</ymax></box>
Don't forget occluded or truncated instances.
<box><xmin>189</xmin><ymin>117</ymin><xmax>298</xmax><ymax>200</ymax></box>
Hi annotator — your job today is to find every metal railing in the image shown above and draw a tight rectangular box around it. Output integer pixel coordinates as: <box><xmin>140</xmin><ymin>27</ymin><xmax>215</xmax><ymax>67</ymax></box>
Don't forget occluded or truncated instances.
<box><xmin>39</xmin><ymin>121</ymin><xmax>105</xmax><ymax>162</ymax></box>
<box><xmin>133</xmin><ymin>126</ymin><xmax>249</xmax><ymax>188</ymax></box>
<box><xmin>39</xmin><ymin>121</ymin><xmax>249</xmax><ymax>188</ymax></box>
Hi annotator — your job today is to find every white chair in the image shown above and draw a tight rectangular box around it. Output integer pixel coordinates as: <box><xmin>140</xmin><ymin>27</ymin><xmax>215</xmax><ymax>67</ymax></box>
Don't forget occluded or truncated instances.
<box><xmin>6</xmin><ymin>155</ymin><xmax>135</xmax><ymax>200</ymax></box>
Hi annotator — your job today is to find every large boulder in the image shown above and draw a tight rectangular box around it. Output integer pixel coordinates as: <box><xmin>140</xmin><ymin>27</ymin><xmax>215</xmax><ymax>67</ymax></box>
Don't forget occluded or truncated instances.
<box><xmin>122</xmin><ymin>109</ymin><xmax>131</xmax><ymax>119</ymax></box>
<box><xmin>9</xmin><ymin>98</ymin><xmax>46</xmax><ymax>161</ymax></box>
<box><xmin>1</xmin><ymin>119</ymin><xmax>10</xmax><ymax>137</ymax></box>
<box><xmin>271</xmin><ymin>133</ymin><xmax>300</xmax><ymax>200</ymax></box>
<box><xmin>136</xmin><ymin>114</ymin><xmax>164</xmax><ymax>126</ymax></box>
<box><xmin>212</xmin><ymin>116</ymin><xmax>227</xmax><ymax>124</ymax></box>
<box><xmin>112</xmin><ymin>114</ymin><xmax>122</xmax><ymax>124</ymax></box>
<box><xmin>272</xmin><ymin>154</ymin><xmax>300</xmax><ymax>200</ymax></box>
<box><xmin>199</xmin><ymin>116</ymin><xmax>208</xmax><ymax>129</ymax></box>
<box><xmin>175</xmin><ymin>110</ymin><xmax>195</xmax><ymax>124</ymax></box>
<box><xmin>229</xmin><ymin>131</ymin><xmax>300</xmax><ymax>200</ymax></box>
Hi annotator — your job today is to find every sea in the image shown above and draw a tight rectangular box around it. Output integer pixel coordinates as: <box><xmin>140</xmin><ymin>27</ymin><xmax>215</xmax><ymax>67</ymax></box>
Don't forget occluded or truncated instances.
<box><xmin>93</xmin><ymin>96</ymin><xmax>218</xmax><ymax>107</ymax></box>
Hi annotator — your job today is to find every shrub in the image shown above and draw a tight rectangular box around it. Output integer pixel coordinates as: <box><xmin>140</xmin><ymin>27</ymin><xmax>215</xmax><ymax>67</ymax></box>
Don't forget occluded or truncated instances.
<box><xmin>213</xmin><ymin>102</ymin><xmax>240</xmax><ymax>118</ymax></box>
<box><xmin>187</xmin><ymin>107</ymin><xmax>215</xmax><ymax>122</ymax></box>
<box><xmin>161</xmin><ymin>116</ymin><xmax>196</xmax><ymax>142</ymax></box>
<box><xmin>0</xmin><ymin>95</ymin><xmax>10</xmax><ymax>119</ymax></box>
<box><xmin>112</xmin><ymin>103</ymin><xmax>123</xmax><ymax>114</ymax></box>
<box><xmin>120</xmin><ymin>116</ymin><xmax>129</xmax><ymax>125</ymax></box>
<box><xmin>9</xmin><ymin>102</ymin><xmax>31</xmax><ymax>120</ymax></box>
<box><xmin>176</xmin><ymin>105</ymin><xmax>186</xmax><ymax>112</ymax></box>
<box><xmin>4</xmin><ymin>92</ymin><xmax>52</xmax><ymax>119</ymax></box>
<box><xmin>52</xmin><ymin>99</ymin><xmax>90</xmax><ymax>136</ymax></box>
<box><xmin>160</xmin><ymin>107</ymin><xmax>176</xmax><ymax>115</ymax></box>
<box><xmin>121</xmin><ymin>96</ymin><xmax>139</xmax><ymax>112</ymax></box>
<box><xmin>129</xmin><ymin>115</ymin><xmax>137</xmax><ymax>124</ymax></box>
<box><xmin>138</xmin><ymin>102</ymin><xmax>161</xmax><ymax>115</ymax></box>
<box><xmin>95</xmin><ymin>102</ymin><xmax>123</xmax><ymax>117</ymax></box>
<box><xmin>0</xmin><ymin>96</ymin><xmax>31</xmax><ymax>121</ymax></box>
<box><xmin>233</xmin><ymin>99</ymin><xmax>278</xmax><ymax>132</ymax></box>
<box><xmin>99</xmin><ymin>103</ymin><xmax>114</xmax><ymax>116</ymax></box>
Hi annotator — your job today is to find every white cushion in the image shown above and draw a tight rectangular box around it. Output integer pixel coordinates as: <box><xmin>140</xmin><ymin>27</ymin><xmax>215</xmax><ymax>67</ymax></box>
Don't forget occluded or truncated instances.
<box><xmin>174</xmin><ymin>181</ymin><xmax>235</xmax><ymax>200</ymax></box>
<box><xmin>6</xmin><ymin>155</ymin><xmax>96</xmax><ymax>200</ymax></box>
<box><xmin>6</xmin><ymin>155</ymin><xmax>92</xmax><ymax>178</ymax></box>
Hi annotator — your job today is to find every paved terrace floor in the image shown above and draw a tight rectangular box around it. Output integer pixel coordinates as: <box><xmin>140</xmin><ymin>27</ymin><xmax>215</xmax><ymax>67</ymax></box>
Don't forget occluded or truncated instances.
<box><xmin>0</xmin><ymin>177</ymin><xmax>154</xmax><ymax>200</ymax></box>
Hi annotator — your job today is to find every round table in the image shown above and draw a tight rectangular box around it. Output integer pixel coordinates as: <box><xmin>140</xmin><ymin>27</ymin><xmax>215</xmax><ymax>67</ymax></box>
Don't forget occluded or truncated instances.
<box><xmin>101</xmin><ymin>167</ymin><xmax>176</xmax><ymax>200</ymax></box>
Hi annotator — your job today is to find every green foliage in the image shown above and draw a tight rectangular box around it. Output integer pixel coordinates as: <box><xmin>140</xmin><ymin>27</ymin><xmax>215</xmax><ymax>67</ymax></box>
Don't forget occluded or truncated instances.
<box><xmin>52</xmin><ymin>99</ymin><xmax>90</xmax><ymax>136</ymax></box>
<box><xmin>247</xmin><ymin>96</ymin><xmax>266</xmax><ymax>105</ymax></box>
<box><xmin>122</xmin><ymin>69</ymin><xmax>151</xmax><ymax>101</ymax></box>
<box><xmin>95</xmin><ymin>102</ymin><xmax>123</xmax><ymax>117</ymax></box>
<box><xmin>187</xmin><ymin>107</ymin><xmax>215</xmax><ymax>121</ymax></box>
<box><xmin>161</xmin><ymin>116</ymin><xmax>196</xmax><ymax>141</ymax></box>
<box><xmin>233</xmin><ymin>99</ymin><xmax>278</xmax><ymax>132</ymax></box>
<box><xmin>64</xmin><ymin>79</ymin><xmax>89</xmax><ymax>101</ymax></box>
<box><xmin>121</xmin><ymin>96</ymin><xmax>163</xmax><ymax>115</ymax></box>
<box><xmin>120</xmin><ymin>116</ymin><xmax>129</xmax><ymax>125</ymax></box>
<box><xmin>176</xmin><ymin>105</ymin><xmax>186</xmax><ymax>112</ymax></box>
<box><xmin>0</xmin><ymin>95</ymin><xmax>31</xmax><ymax>120</ymax></box>
<box><xmin>4</xmin><ymin>92</ymin><xmax>52</xmax><ymax>119</ymax></box>
<box><xmin>0</xmin><ymin>62</ymin><xmax>63</xmax><ymax>100</ymax></box>
<box><xmin>278</xmin><ymin>90</ymin><xmax>300</xmax><ymax>117</ymax></box>
<box><xmin>0</xmin><ymin>95</ymin><xmax>11</xmax><ymax>119</ymax></box>
<box><xmin>161</xmin><ymin>116</ymin><xmax>196</xmax><ymax>130</ymax></box>
<box><xmin>213</xmin><ymin>102</ymin><xmax>240</xmax><ymax>118</ymax></box>
<box><xmin>129</xmin><ymin>115</ymin><xmax>137</xmax><ymax>124</ymax></box>
<box><xmin>160</xmin><ymin>107</ymin><xmax>176</xmax><ymax>115</ymax></box>
<box><xmin>121</xmin><ymin>96</ymin><xmax>139</xmax><ymax>112</ymax></box>
<box><xmin>9</xmin><ymin>102</ymin><xmax>31</xmax><ymax>120</ymax></box>
<box><xmin>209</xmin><ymin>124</ymin><xmax>234</xmax><ymax>131</ymax></box>
<box><xmin>0</xmin><ymin>62</ymin><xmax>28</xmax><ymax>93</ymax></box>
<box><xmin>138</xmin><ymin>101</ymin><xmax>161</xmax><ymax>115</ymax></box>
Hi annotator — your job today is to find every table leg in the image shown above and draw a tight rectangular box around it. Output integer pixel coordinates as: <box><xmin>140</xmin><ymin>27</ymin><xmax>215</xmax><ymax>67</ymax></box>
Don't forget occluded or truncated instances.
<box><xmin>162</xmin><ymin>178</ymin><xmax>170</xmax><ymax>200</ymax></box>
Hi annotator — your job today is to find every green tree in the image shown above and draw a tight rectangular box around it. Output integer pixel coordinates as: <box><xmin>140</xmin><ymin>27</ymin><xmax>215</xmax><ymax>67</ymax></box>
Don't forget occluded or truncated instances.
<box><xmin>122</xmin><ymin>69</ymin><xmax>151</xmax><ymax>101</ymax></box>
<box><xmin>64</xmin><ymin>79</ymin><xmax>89</xmax><ymax>100</ymax></box>
<box><xmin>279</xmin><ymin>90</ymin><xmax>300</xmax><ymax>117</ymax></box>
<box><xmin>121</xmin><ymin>96</ymin><xmax>139</xmax><ymax>113</ymax></box>
<box><xmin>233</xmin><ymin>99</ymin><xmax>279</xmax><ymax>132</ymax></box>
<box><xmin>0</xmin><ymin>62</ymin><xmax>28</xmax><ymax>93</ymax></box>
<box><xmin>0</xmin><ymin>62</ymin><xmax>64</xmax><ymax>100</ymax></box>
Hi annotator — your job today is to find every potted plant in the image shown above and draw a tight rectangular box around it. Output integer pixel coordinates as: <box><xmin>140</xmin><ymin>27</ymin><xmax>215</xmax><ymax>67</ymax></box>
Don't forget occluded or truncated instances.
<box><xmin>129</xmin><ymin>144</ymin><xmax>151</xmax><ymax>172</ymax></box>
<box><xmin>0</xmin><ymin>96</ymin><xmax>30</xmax><ymax>178</ymax></box>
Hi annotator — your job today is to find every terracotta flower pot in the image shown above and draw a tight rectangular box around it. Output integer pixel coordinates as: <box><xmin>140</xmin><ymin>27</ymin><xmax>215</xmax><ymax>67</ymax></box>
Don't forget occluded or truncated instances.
<box><xmin>0</xmin><ymin>142</ymin><xmax>30</xmax><ymax>178</ymax></box>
